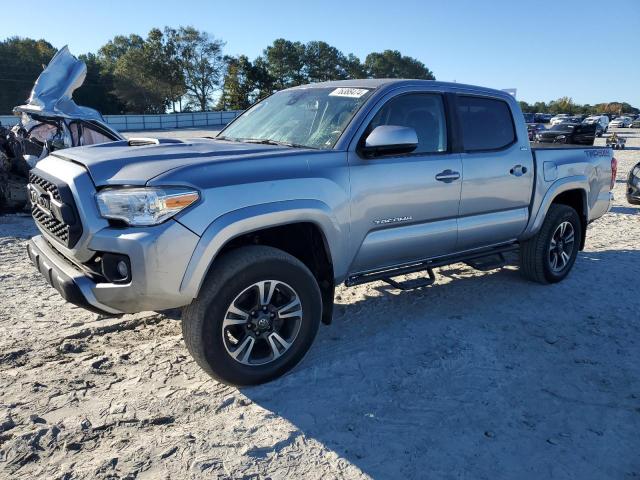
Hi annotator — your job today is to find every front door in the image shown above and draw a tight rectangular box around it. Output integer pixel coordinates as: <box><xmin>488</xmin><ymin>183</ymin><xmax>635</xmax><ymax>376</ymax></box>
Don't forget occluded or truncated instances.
<box><xmin>348</xmin><ymin>92</ymin><xmax>462</xmax><ymax>274</ymax></box>
<box><xmin>455</xmin><ymin>95</ymin><xmax>533</xmax><ymax>251</ymax></box>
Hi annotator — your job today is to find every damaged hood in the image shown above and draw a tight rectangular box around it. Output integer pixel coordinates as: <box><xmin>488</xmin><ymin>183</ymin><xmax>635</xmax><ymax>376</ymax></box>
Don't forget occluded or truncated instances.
<box><xmin>52</xmin><ymin>138</ymin><xmax>315</xmax><ymax>186</ymax></box>
<box><xmin>14</xmin><ymin>46</ymin><xmax>103</xmax><ymax>122</ymax></box>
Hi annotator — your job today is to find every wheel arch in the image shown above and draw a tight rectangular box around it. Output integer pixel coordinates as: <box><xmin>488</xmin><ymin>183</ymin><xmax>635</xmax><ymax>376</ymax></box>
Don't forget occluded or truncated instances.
<box><xmin>523</xmin><ymin>177</ymin><xmax>589</xmax><ymax>250</ymax></box>
<box><xmin>550</xmin><ymin>189</ymin><xmax>588</xmax><ymax>250</ymax></box>
<box><xmin>179</xmin><ymin>200</ymin><xmax>344</xmax><ymax>324</ymax></box>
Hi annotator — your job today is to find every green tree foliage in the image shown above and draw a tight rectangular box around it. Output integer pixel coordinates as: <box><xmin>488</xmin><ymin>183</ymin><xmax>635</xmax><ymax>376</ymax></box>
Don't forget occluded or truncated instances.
<box><xmin>519</xmin><ymin>98</ymin><xmax>639</xmax><ymax>115</ymax></box>
<box><xmin>4</xmin><ymin>32</ymin><xmax>638</xmax><ymax>116</ymax></box>
<box><xmin>217</xmin><ymin>55</ymin><xmax>259</xmax><ymax>110</ymax></box>
<box><xmin>74</xmin><ymin>53</ymin><xmax>125</xmax><ymax>114</ymax></box>
<box><xmin>262</xmin><ymin>39</ymin><xmax>307</xmax><ymax>90</ymax></box>
<box><xmin>0</xmin><ymin>37</ymin><xmax>56</xmax><ymax>114</ymax></box>
<box><xmin>172</xmin><ymin>27</ymin><xmax>225</xmax><ymax>111</ymax></box>
<box><xmin>364</xmin><ymin>49</ymin><xmax>435</xmax><ymax>79</ymax></box>
<box><xmin>98</xmin><ymin>30</ymin><xmax>186</xmax><ymax>113</ymax></box>
<box><xmin>304</xmin><ymin>41</ymin><xmax>348</xmax><ymax>83</ymax></box>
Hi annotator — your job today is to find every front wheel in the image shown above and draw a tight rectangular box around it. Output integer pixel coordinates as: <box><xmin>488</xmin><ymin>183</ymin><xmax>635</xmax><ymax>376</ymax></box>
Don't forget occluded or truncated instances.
<box><xmin>182</xmin><ymin>245</ymin><xmax>322</xmax><ymax>386</ymax></box>
<box><xmin>519</xmin><ymin>204</ymin><xmax>582</xmax><ymax>284</ymax></box>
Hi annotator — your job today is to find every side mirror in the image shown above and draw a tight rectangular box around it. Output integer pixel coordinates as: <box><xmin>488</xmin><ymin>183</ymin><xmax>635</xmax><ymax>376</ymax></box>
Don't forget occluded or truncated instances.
<box><xmin>361</xmin><ymin>125</ymin><xmax>418</xmax><ymax>157</ymax></box>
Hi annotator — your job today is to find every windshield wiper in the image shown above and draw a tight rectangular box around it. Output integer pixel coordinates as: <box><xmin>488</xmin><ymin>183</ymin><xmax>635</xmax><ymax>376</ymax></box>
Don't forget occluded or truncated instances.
<box><xmin>239</xmin><ymin>138</ymin><xmax>315</xmax><ymax>149</ymax></box>
<box><xmin>213</xmin><ymin>135</ymin><xmax>241</xmax><ymax>142</ymax></box>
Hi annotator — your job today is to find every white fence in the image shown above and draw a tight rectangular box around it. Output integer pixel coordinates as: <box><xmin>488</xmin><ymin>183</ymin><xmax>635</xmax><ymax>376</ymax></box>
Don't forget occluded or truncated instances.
<box><xmin>0</xmin><ymin>110</ymin><xmax>244</xmax><ymax>131</ymax></box>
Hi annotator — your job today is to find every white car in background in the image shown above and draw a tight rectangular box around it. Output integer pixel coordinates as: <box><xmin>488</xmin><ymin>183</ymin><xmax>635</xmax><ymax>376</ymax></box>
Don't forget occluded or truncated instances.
<box><xmin>550</xmin><ymin>114</ymin><xmax>573</xmax><ymax>126</ymax></box>
<box><xmin>609</xmin><ymin>116</ymin><xmax>632</xmax><ymax>128</ymax></box>
<box><xmin>583</xmin><ymin>115</ymin><xmax>610</xmax><ymax>133</ymax></box>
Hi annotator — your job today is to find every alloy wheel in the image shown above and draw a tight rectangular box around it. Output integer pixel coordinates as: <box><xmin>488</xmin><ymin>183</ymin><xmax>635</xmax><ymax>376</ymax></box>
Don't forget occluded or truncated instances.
<box><xmin>222</xmin><ymin>280</ymin><xmax>303</xmax><ymax>366</ymax></box>
<box><xmin>548</xmin><ymin>221</ymin><xmax>575</xmax><ymax>273</ymax></box>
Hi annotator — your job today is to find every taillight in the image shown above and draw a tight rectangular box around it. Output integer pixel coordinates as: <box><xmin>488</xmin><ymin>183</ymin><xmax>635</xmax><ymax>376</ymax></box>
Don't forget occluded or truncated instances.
<box><xmin>610</xmin><ymin>157</ymin><xmax>617</xmax><ymax>190</ymax></box>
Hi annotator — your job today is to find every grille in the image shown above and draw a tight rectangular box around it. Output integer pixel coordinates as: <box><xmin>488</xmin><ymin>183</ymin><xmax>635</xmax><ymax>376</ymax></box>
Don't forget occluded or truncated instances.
<box><xmin>32</xmin><ymin>206</ymin><xmax>70</xmax><ymax>243</ymax></box>
<box><xmin>29</xmin><ymin>172</ymin><xmax>61</xmax><ymax>201</ymax></box>
<box><xmin>29</xmin><ymin>171</ymin><xmax>82</xmax><ymax>247</ymax></box>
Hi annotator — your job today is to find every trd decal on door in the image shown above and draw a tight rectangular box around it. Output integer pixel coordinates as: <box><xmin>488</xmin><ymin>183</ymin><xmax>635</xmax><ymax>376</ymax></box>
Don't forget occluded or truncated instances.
<box><xmin>373</xmin><ymin>216</ymin><xmax>413</xmax><ymax>226</ymax></box>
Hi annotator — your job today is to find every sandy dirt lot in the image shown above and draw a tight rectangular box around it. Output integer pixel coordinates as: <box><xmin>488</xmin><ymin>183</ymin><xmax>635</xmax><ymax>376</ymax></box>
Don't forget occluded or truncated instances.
<box><xmin>0</xmin><ymin>130</ymin><xmax>638</xmax><ymax>479</ymax></box>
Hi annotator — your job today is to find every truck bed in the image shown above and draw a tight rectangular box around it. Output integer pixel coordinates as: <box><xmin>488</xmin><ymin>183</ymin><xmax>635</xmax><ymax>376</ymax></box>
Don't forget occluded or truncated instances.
<box><xmin>530</xmin><ymin>142</ymin><xmax>609</xmax><ymax>150</ymax></box>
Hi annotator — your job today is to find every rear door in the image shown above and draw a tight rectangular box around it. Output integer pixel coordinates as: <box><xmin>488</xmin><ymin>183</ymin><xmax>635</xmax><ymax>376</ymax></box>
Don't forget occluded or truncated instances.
<box><xmin>455</xmin><ymin>95</ymin><xmax>533</xmax><ymax>251</ymax></box>
<box><xmin>348</xmin><ymin>90</ymin><xmax>462</xmax><ymax>273</ymax></box>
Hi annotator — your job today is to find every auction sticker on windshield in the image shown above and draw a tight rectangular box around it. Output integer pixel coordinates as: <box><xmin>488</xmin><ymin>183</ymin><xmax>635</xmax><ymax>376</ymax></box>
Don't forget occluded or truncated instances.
<box><xmin>329</xmin><ymin>88</ymin><xmax>369</xmax><ymax>98</ymax></box>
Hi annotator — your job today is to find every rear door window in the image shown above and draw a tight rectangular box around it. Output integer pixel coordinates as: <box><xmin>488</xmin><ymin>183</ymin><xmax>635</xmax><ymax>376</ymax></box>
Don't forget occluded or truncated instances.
<box><xmin>457</xmin><ymin>96</ymin><xmax>516</xmax><ymax>151</ymax></box>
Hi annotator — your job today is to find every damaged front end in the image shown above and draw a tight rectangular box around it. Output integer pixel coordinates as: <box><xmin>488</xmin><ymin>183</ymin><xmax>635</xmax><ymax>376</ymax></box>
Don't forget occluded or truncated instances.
<box><xmin>0</xmin><ymin>46</ymin><xmax>123</xmax><ymax>212</ymax></box>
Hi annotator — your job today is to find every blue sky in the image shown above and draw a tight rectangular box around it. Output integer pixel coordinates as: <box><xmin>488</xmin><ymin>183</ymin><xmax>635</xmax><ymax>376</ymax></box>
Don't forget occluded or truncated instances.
<box><xmin>3</xmin><ymin>0</ymin><xmax>639</xmax><ymax>106</ymax></box>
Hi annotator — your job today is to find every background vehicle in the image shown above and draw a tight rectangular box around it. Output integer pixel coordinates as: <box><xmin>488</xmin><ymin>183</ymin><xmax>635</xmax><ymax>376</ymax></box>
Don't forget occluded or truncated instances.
<box><xmin>550</xmin><ymin>114</ymin><xmax>571</xmax><ymax>125</ymax></box>
<box><xmin>535</xmin><ymin>122</ymin><xmax>597</xmax><ymax>145</ymax></box>
<box><xmin>632</xmin><ymin>117</ymin><xmax>640</xmax><ymax>128</ymax></box>
<box><xmin>535</xmin><ymin>113</ymin><xmax>552</xmax><ymax>123</ymax></box>
<box><xmin>557</xmin><ymin>116</ymin><xmax>583</xmax><ymax>125</ymax></box>
<box><xmin>26</xmin><ymin>79</ymin><xmax>615</xmax><ymax>385</ymax></box>
<box><xmin>583</xmin><ymin>114</ymin><xmax>610</xmax><ymax>134</ymax></box>
<box><xmin>527</xmin><ymin>122</ymin><xmax>546</xmax><ymax>140</ymax></box>
<box><xmin>0</xmin><ymin>47</ymin><xmax>122</xmax><ymax>212</ymax></box>
<box><xmin>627</xmin><ymin>162</ymin><xmax>640</xmax><ymax>205</ymax></box>
<box><xmin>610</xmin><ymin>116</ymin><xmax>632</xmax><ymax>128</ymax></box>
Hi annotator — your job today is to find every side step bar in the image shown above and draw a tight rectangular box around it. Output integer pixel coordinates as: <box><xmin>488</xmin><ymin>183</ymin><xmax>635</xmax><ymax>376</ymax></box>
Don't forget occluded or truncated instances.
<box><xmin>345</xmin><ymin>243</ymin><xmax>519</xmax><ymax>289</ymax></box>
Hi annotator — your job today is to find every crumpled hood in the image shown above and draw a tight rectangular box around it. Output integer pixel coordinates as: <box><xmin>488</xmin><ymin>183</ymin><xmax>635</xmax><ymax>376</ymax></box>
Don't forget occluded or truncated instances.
<box><xmin>52</xmin><ymin>138</ymin><xmax>312</xmax><ymax>186</ymax></box>
<box><xmin>14</xmin><ymin>46</ymin><xmax>104</xmax><ymax>122</ymax></box>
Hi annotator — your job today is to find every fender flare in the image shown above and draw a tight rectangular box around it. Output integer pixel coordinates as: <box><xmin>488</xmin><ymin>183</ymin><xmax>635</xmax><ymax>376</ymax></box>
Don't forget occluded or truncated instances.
<box><xmin>521</xmin><ymin>175</ymin><xmax>588</xmax><ymax>240</ymax></box>
<box><xmin>179</xmin><ymin>199</ymin><xmax>346</xmax><ymax>299</ymax></box>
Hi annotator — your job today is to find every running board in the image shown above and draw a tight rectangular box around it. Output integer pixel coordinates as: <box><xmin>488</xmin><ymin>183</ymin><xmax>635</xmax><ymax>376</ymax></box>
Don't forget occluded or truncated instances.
<box><xmin>382</xmin><ymin>267</ymin><xmax>436</xmax><ymax>290</ymax></box>
<box><xmin>464</xmin><ymin>253</ymin><xmax>506</xmax><ymax>271</ymax></box>
<box><xmin>345</xmin><ymin>243</ymin><xmax>519</xmax><ymax>288</ymax></box>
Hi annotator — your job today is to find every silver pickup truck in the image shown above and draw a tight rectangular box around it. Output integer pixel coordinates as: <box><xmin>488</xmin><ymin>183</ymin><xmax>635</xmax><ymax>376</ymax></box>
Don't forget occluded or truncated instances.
<box><xmin>26</xmin><ymin>79</ymin><xmax>615</xmax><ymax>385</ymax></box>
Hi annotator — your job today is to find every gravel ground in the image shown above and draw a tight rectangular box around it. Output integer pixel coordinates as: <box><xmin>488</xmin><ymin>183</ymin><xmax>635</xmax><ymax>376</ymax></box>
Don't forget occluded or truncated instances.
<box><xmin>0</xmin><ymin>129</ymin><xmax>638</xmax><ymax>479</ymax></box>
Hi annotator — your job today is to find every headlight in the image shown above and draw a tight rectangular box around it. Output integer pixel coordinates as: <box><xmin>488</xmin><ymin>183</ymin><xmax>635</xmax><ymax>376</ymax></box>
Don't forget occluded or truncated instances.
<box><xmin>632</xmin><ymin>165</ymin><xmax>640</xmax><ymax>178</ymax></box>
<box><xmin>556</xmin><ymin>135</ymin><xmax>566</xmax><ymax>140</ymax></box>
<box><xmin>96</xmin><ymin>187</ymin><xmax>199</xmax><ymax>226</ymax></box>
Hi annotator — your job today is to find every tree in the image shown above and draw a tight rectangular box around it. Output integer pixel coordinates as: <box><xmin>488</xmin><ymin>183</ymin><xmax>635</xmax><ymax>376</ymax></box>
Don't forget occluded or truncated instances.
<box><xmin>304</xmin><ymin>41</ymin><xmax>348</xmax><ymax>83</ymax></box>
<box><xmin>262</xmin><ymin>39</ymin><xmax>307</xmax><ymax>90</ymax></box>
<box><xmin>532</xmin><ymin>101</ymin><xmax>548</xmax><ymax>113</ymax></box>
<box><xmin>518</xmin><ymin>101</ymin><xmax>532</xmax><ymax>113</ymax></box>
<box><xmin>97</xmin><ymin>29</ymin><xmax>186</xmax><ymax>113</ymax></box>
<box><xmin>364</xmin><ymin>50</ymin><xmax>435</xmax><ymax>79</ymax></box>
<box><xmin>99</xmin><ymin>34</ymin><xmax>164</xmax><ymax>113</ymax></box>
<box><xmin>217</xmin><ymin>55</ymin><xmax>258</xmax><ymax>110</ymax></box>
<box><xmin>74</xmin><ymin>53</ymin><xmax>125</xmax><ymax>114</ymax></box>
<box><xmin>548</xmin><ymin>96</ymin><xmax>575</xmax><ymax>114</ymax></box>
<box><xmin>173</xmin><ymin>27</ymin><xmax>225</xmax><ymax>111</ymax></box>
<box><xmin>342</xmin><ymin>53</ymin><xmax>367</xmax><ymax>79</ymax></box>
<box><xmin>0</xmin><ymin>37</ymin><xmax>56</xmax><ymax>114</ymax></box>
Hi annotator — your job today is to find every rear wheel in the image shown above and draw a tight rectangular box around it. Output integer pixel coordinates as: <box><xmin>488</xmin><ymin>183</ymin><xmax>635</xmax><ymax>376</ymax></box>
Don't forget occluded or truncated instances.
<box><xmin>182</xmin><ymin>245</ymin><xmax>322</xmax><ymax>386</ymax></box>
<box><xmin>520</xmin><ymin>204</ymin><xmax>582</xmax><ymax>284</ymax></box>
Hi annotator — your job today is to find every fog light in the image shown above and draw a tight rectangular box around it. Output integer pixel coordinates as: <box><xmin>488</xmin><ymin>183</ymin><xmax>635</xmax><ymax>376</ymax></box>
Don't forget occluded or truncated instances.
<box><xmin>117</xmin><ymin>260</ymin><xmax>129</xmax><ymax>278</ymax></box>
<box><xmin>101</xmin><ymin>253</ymin><xmax>131</xmax><ymax>283</ymax></box>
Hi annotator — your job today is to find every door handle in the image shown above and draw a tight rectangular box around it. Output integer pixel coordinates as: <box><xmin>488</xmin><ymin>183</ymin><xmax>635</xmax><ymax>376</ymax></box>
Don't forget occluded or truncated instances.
<box><xmin>510</xmin><ymin>165</ymin><xmax>528</xmax><ymax>176</ymax></box>
<box><xmin>435</xmin><ymin>169</ymin><xmax>460</xmax><ymax>183</ymax></box>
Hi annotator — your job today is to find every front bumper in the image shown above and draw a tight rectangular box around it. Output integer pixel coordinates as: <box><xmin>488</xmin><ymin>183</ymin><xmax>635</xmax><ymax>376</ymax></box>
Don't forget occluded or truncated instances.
<box><xmin>27</xmin><ymin>236</ymin><xmax>118</xmax><ymax>315</ymax></box>
<box><xmin>28</xmin><ymin>219</ymin><xmax>201</xmax><ymax>314</ymax></box>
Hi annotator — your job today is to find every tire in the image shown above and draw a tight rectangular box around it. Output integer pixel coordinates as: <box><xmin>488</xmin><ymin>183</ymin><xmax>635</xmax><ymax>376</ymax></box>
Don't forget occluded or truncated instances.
<box><xmin>182</xmin><ymin>245</ymin><xmax>322</xmax><ymax>386</ymax></box>
<box><xmin>519</xmin><ymin>204</ymin><xmax>582</xmax><ymax>284</ymax></box>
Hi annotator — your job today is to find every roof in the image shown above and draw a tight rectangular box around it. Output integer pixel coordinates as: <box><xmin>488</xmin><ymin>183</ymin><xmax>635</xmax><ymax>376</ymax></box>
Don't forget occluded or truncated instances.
<box><xmin>290</xmin><ymin>78</ymin><xmax>509</xmax><ymax>98</ymax></box>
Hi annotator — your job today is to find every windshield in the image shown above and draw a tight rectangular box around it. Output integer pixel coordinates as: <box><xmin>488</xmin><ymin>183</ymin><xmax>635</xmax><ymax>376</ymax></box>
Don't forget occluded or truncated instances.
<box><xmin>218</xmin><ymin>87</ymin><xmax>373</xmax><ymax>149</ymax></box>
